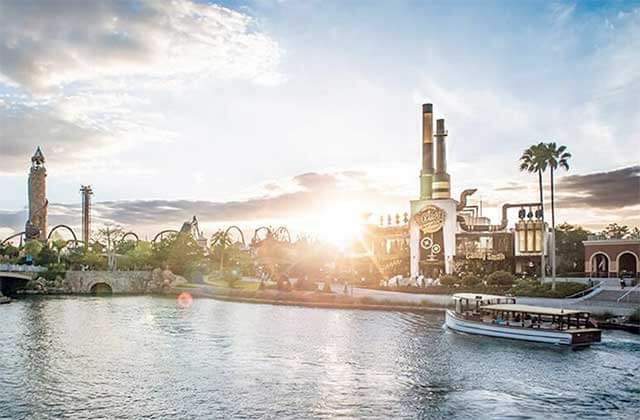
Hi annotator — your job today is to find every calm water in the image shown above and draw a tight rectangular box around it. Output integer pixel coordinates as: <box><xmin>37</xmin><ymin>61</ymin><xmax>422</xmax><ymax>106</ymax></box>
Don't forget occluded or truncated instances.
<box><xmin>1</xmin><ymin>296</ymin><xmax>638</xmax><ymax>419</ymax></box>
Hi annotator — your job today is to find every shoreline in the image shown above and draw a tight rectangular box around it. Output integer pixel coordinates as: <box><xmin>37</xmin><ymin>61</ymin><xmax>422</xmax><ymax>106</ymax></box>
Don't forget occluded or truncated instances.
<box><xmin>174</xmin><ymin>287</ymin><xmax>446</xmax><ymax>313</ymax></box>
<box><xmin>10</xmin><ymin>284</ymin><xmax>638</xmax><ymax>320</ymax></box>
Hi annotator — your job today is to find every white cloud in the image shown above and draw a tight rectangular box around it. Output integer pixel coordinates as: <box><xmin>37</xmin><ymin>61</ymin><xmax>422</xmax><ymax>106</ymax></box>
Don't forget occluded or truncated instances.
<box><xmin>0</xmin><ymin>0</ymin><xmax>282</xmax><ymax>174</ymax></box>
<box><xmin>0</xmin><ymin>0</ymin><xmax>282</xmax><ymax>91</ymax></box>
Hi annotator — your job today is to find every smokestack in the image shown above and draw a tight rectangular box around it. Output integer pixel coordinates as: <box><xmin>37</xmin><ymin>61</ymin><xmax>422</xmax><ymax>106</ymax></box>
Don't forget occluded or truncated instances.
<box><xmin>420</xmin><ymin>103</ymin><xmax>434</xmax><ymax>199</ymax></box>
<box><xmin>433</xmin><ymin>118</ymin><xmax>451</xmax><ymax>199</ymax></box>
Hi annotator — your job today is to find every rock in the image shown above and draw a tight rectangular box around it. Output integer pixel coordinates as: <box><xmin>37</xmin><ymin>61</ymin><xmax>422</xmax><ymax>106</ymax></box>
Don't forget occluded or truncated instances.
<box><xmin>25</xmin><ymin>277</ymin><xmax>46</xmax><ymax>292</ymax></box>
<box><xmin>146</xmin><ymin>267</ymin><xmax>187</xmax><ymax>292</ymax></box>
<box><xmin>170</xmin><ymin>275</ymin><xmax>188</xmax><ymax>288</ymax></box>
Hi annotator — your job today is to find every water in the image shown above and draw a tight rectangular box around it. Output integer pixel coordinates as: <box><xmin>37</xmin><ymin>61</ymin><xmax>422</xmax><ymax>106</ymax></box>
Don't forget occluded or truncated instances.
<box><xmin>1</xmin><ymin>296</ymin><xmax>638</xmax><ymax>419</ymax></box>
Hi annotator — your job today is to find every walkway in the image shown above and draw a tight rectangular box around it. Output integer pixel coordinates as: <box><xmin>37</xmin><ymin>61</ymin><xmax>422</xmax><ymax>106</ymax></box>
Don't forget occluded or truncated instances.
<box><xmin>349</xmin><ymin>286</ymin><xmax>638</xmax><ymax>316</ymax></box>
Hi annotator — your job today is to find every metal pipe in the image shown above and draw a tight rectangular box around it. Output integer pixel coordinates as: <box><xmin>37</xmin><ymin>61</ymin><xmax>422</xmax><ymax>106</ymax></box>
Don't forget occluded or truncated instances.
<box><xmin>464</xmin><ymin>205</ymin><xmax>479</xmax><ymax>218</ymax></box>
<box><xmin>457</xmin><ymin>202</ymin><xmax>542</xmax><ymax>232</ymax></box>
<box><xmin>456</xmin><ymin>188</ymin><xmax>477</xmax><ymax>211</ymax></box>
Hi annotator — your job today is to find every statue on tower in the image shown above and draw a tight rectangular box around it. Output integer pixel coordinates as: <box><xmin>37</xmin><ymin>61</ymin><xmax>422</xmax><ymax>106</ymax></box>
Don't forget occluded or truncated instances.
<box><xmin>25</xmin><ymin>147</ymin><xmax>48</xmax><ymax>241</ymax></box>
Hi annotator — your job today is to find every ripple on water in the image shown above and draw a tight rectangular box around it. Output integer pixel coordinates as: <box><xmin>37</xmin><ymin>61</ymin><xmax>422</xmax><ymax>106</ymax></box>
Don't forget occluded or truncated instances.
<box><xmin>1</xmin><ymin>296</ymin><xmax>639</xmax><ymax>419</ymax></box>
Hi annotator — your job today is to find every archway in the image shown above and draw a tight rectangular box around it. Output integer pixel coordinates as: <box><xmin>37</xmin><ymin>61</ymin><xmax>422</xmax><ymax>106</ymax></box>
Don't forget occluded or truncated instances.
<box><xmin>617</xmin><ymin>252</ymin><xmax>638</xmax><ymax>277</ymax></box>
<box><xmin>224</xmin><ymin>225</ymin><xmax>246</xmax><ymax>246</ymax></box>
<box><xmin>90</xmin><ymin>282</ymin><xmax>113</xmax><ymax>295</ymax></box>
<box><xmin>274</xmin><ymin>226</ymin><xmax>291</xmax><ymax>243</ymax></box>
<box><xmin>252</xmin><ymin>226</ymin><xmax>272</xmax><ymax>243</ymax></box>
<box><xmin>47</xmin><ymin>224</ymin><xmax>78</xmax><ymax>243</ymax></box>
<box><xmin>1</xmin><ymin>231</ymin><xmax>25</xmax><ymax>246</ymax></box>
<box><xmin>121</xmin><ymin>231</ymin><xmax>140</xmax><ymax>243</ymax></box>
<box><xmin>591</xmin><ymin>253</ymin><xmax>610</xmax><ymax>278</ymax></box>
<box><xmin>152</xmin><ymin>230</ymin><xmax>179</xmax><ymax>243</ymax></box>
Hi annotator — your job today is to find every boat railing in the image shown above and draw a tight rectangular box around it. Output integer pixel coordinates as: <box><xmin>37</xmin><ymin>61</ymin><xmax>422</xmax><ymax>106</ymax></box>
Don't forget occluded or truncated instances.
<box><xmin>564</xmin><ymin>280</ymin><xmax>604</xmax><ymax>299</ymax></box>
<box><xmin>617</xmin><ymin>282</ymin><xmax>640</xmax><ymax>303</ymax></box>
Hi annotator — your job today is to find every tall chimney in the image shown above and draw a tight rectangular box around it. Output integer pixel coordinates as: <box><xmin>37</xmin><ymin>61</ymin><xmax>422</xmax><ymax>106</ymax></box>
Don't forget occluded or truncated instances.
<box><xmin>433</xmin><ymin>118</ymin><xmax>451</xmax><ymax>199</ymax></box>
<box><xmin>420</xmin><ymin>103</ymin><xmax>434</xmax><ymax>199</ymax></box>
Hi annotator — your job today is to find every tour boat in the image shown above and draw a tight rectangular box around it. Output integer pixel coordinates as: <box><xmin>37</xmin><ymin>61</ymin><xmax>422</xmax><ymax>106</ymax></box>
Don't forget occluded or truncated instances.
<box><xmin>445</xmin><ymin>293</ymin><xmax>601</xmax><ymax>347</ymax></box>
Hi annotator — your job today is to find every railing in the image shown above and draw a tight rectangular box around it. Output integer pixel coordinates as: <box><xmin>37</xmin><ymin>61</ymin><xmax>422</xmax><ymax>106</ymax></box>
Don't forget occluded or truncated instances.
<box><xmin>0</xmin><ymin>264</ymin><xmax>47</xmax><ymax>273</ymax></box>
<box><xmin>564</xmin><ymin>280</ymin><xmax>604</xmax><ymax>299</ymax></box>
<box><xmin>617</xmin><ymin>282</ymin><xmax>640</xmax><ymax>303</ymax></box>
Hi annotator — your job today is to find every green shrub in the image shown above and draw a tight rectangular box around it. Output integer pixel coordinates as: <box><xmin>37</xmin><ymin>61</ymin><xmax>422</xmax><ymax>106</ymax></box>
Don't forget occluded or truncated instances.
<box><xmin>629</xmin><ymin>308</ymin><xmax>640</xmax><ymax>324</ymax></box>
<box><xmin>461</xmin><ymin>274</ymin><xmax>482</xmax><ymax>288</ymax></box>
<box><xmin>508</xmin><ymin>278</ymin><xmax>588</xmax><ymax>298</ymax></box>
<box><xmin>486</xmin><ymin>270</ymin><xmax>514</xmax><ymax>287</ymax></box>
<box><xmin>440</xmin><ymin>275</ymin><xmax>459</xmax><ymax>288</ymax></box>
<box><xmin>42</xmin><ymin>263</ymin><xmax>66</xmax><ymax>282</ymax></box>
<box><xmin>222</xmin><ymin>270</ymin><xmax>241</xmax><ymax>288</ymax></box>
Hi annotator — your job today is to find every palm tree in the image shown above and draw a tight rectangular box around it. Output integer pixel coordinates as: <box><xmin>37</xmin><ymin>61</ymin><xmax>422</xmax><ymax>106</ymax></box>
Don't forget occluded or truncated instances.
<box><xmin>51</xmin><ymin>239</ymin><xmax>67</xmax><ymax>264</ymax></box>
<box><xmin>519</xmin><ymin>142</ymin><xmax>548</xmax><ymax>281</ymax></box>
<box><xmin>211</xmin><ymin>229</ymin><xmax>233</xmax><ymax>271</ymax></box>
<box><xmin>544</xmin><ymin>142</ymin><xmax>571</xmax><ymax>286</ymax></box>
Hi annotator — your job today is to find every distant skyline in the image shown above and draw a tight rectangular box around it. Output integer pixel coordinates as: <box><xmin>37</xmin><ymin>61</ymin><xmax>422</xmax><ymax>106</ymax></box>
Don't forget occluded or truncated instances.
<box><xmin>1</xmin><ymin>0</ymin><xmax>639</xmax><ymax>241</ymax></box>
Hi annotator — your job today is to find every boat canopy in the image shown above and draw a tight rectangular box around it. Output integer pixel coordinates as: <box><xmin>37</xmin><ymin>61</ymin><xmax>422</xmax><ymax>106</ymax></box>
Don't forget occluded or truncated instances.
<box><xmin>452</xmin><ymin>293</ymin><xmax>509</xmax><ymax>301</ymax></box>
<box><xmin>480</xmin><ymin>304</ymin><xmax>587</xmax><ymax>317</ymax></box>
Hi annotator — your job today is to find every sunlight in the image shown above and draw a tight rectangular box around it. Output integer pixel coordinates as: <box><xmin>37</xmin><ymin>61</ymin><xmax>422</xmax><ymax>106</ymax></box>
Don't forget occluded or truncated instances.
<box><xmin>302</xmin><ymin>204</ymin><xmax>367</xmax><ymax>248</ymax></box>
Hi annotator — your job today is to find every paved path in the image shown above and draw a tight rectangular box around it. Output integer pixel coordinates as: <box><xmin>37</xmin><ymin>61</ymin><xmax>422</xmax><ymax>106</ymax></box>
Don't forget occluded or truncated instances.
<box><xmin>348</xmin><ymin>287</ymin><xmax>637</xmax><ymax>316</ymax></box>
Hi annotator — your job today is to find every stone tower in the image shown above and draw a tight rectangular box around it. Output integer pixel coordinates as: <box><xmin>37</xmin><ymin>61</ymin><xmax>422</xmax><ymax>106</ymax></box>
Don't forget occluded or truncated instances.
<box><xmin>25</xmin><ymin>147</ymin><xmax>48</xmax><ymax>241</ymax></box>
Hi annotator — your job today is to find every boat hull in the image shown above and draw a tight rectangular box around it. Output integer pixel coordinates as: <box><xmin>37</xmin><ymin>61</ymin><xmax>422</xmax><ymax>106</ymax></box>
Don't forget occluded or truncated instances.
<box><xmin>445</xmin><ymin>310</ymin><xmax>599</xmax><ymax>346</ymax></box>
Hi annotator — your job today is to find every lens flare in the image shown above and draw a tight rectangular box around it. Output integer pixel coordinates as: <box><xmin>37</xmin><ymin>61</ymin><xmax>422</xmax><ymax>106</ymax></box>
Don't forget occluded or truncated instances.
<box><xmin>177</xmin><ymin>292</ymin><xmax>193</xmax><ymax>309</ymax></box>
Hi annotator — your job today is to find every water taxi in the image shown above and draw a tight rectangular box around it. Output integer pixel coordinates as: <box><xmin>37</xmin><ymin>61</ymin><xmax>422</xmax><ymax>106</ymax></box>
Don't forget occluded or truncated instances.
<box><xmin>445</xmin><ymin>293</ymin><xmax>601</xmax><ymax>347</ymax></box>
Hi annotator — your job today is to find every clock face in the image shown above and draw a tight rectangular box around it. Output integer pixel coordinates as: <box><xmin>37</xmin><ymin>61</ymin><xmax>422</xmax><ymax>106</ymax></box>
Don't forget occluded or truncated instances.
<box><xmin>414</xmin><ymin>205</ymin><xmax>446</xmax><ymax>234</ymax></box>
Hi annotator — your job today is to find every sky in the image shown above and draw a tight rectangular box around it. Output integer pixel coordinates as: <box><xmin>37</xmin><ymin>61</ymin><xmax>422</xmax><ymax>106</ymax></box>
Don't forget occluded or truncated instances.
<box><xmin>0</xmin><ymin>0</ymin><xmax>639</xmax><ymax>243</ymax></box>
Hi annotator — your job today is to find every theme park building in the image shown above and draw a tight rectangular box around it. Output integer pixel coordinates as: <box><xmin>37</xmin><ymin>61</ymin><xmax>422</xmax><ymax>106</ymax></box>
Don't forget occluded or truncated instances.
<box><xmin>350</xmin><ymin>104</ymin><xmax>547</xmax><ymax>281</ymax></box>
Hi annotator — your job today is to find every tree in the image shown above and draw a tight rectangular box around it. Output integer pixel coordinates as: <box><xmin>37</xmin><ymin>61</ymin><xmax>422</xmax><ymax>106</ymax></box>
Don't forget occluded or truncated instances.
<box><xmin>440</xmin><ymin>275</ymin><xmax>459</xmax><ymax>288</ymax></box>
<box><xmin>555</xmin><ymin>223</ymin><xmax>590</xmax><ymax>275</ymax></box>
<box><xmin>601</xmin><ymin>223</ymin><xmax>630</xmax><ymax>239</ymax></box>
<box><xmin>95</xmin><ymin>225</ymin><xmax>126</xmax><ymax>270</ymax></box>
<box><xmin>211</xmin><ymin>229</ymin><xmax>234</xmax><ymax>271</ymax></box>
<box><xmin>0</xmin><ymin>242</ymin><xmax>20</xmax><ymax>261</ymax></box>
<box><xmin>519</xmin><ymin>142</ymin><xmax>548</xmax><ymax>281</ymax></box>
<box><xmin>35</xmin><ymin>245</ymin><xmax>57</xmax><ymax>266</ymax></box>
<box><xmin>486</xmin><ymin>270</ymin><xmax>515</xmax><ymax>287</ymax></box>
<box><xmin>152</xmin><ymin>234</ymin><xmax>204</xmax><ymax>277</ymax></box>
<box><xmin>23</xmin><ymin>240</ymin><xmax>43</xmax><ymax>264</ymax></box>
<box><xmin>543</xmin><ymin>142</ymin><xmax>571</xmax><ymax>286</ymax></box>
<box><xmin>67</xmin><ymin>246</ymin><xmax>107</xmax><ymax>270</ymax></box>
<box><xmin>50</xmin><ymin>239</ymin><xmax>67</xmax><ymax>264</ymax></box>
<box><xmin>120</xmin><ymin>241</ymin><xmax>153</xmax><ymax>270</ymax></box>
<box><xmin>461</xmin><ymin>274</ymin><xmax>482</xmax><ymax>289</ymax></box>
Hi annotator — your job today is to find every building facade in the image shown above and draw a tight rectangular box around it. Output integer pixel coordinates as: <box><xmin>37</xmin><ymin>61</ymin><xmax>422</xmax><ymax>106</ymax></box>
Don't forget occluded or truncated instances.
<box><xmin>583</xmin><ymin>237</ymin><xmax>639</xmax><ymax>278</ymax></box>
<box><xmin>344</xmin><ymin>103</ymin><xmax>549</xmax><ymax>281</ymax></box>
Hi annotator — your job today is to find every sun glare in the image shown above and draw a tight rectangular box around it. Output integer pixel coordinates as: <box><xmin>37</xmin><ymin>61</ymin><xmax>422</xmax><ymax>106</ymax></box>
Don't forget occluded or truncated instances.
<box><xmin>302</xmin><ymin>205</ymin><xmax>366</xmax><ymax>248</ymax></box>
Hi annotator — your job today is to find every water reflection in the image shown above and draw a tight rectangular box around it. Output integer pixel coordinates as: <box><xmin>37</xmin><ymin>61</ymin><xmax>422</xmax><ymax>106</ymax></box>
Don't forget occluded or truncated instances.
<box><xmin>0</xmin><ymin>296</ymin><xmax>638</xmax><ymax>419</ymax></box>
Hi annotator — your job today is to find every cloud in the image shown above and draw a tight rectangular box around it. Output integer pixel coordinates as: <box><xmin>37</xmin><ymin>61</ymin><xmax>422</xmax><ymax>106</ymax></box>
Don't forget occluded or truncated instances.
<box><xmin>0</xmin><ymin>170</ymin><xmax>407</xmax><ymax>239</ymax></box>
<box><xmin>0</xmin><ymin>0</ymin><xmax>282</xmax><ymax>173</ymax></box>
<box><xmin>557</xmin><ymin>165</ymin><xmax>640</xmax><ymax>209</ymax></box>
<box><xmin>0</xmin><ymin>0</ymin><xmax>281</xmax><ymax>91</ymax></box>
<box><xmin>1</xmin><ymin>166</ymin><xmax>638</xmax><ymax>240</ymax></box>
<box><xmin>0</xmin><ymin>101</ymin><xmax>110</xmax><ymax>174</ymax></box>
